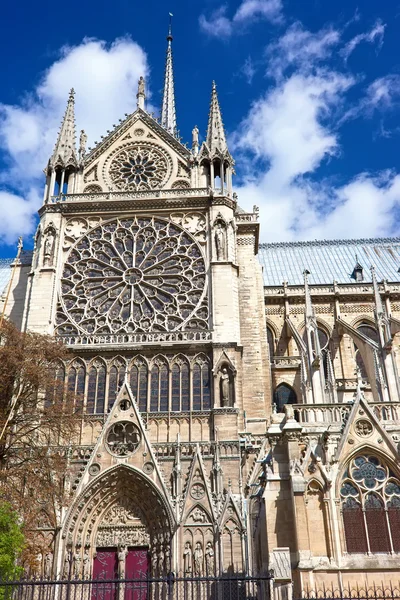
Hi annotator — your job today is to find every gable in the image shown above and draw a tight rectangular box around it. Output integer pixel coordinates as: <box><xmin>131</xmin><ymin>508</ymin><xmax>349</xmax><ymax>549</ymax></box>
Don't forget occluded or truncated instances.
<box><xmin>81</xmin><ymin>110</ymin><xmax>191</xmax><ymax>194</ymax></box>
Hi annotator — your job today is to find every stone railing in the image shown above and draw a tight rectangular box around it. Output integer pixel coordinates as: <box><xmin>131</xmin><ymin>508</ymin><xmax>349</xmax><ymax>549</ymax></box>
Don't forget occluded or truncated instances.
<box><xmin>235</xmin><ymin>213</ymin><xmax>258</xmax><ymax>223</ymax></box>
<box><xmin>57</xmin><ymin>330</ymin><xmax>212</xmax><ymax>347</ymax></box>
<box><xmin>272</xmin><ymin>356</ymin><xmax>301</xmax><ymax>369</ymax></box>
<box><xmin>264</xmin><ymin>283</ymin><xmax>400</xmax><ymax>297</ymax></box>
<box><xmin>294</xmin><ymin>402</ymin><xmax>400</xmax><ymax>425</ymax></box>
<box><xmin>49</xmin><ymin>188</ymin><xmax>210</xmax><ymax>204</ymax></box>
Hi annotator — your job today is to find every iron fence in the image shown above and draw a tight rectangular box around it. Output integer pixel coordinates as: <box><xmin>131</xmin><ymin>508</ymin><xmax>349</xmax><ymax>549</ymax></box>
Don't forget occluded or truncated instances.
<box><xmin>295</xmin><ymin>584</ymin><xmax>400</xmax><ymax>600</ymax></box>
<box><xmin>0</xmin><ymin>573</ymin><xmax>272</xmax><ymax>600</ymax></box>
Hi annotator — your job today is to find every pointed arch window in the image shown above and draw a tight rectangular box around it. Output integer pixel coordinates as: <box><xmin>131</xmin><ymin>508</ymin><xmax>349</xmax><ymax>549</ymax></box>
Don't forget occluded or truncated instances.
<box><xmin>150</xmin><ymin>360</ymin><xmax>169</xmax><ymax>412</ymax></box>
<box><xmin>354</xmin><ymin>322</ymin><xmax>379</xmax><ymax>380</ymax></box>
<box><xmin>273</xmin><ymin>383</ymin><xmax>297</xmax><ymax>412</ymax></box>
<box><xmin>267</xmin><ymin>327</ymin><xmax>275</xmax><ymax>361</ymax></box>
<box><xmin>130</xmin><ymin>360</ymin><xmax>148</xmax><ymax>412</ymax></box>
<box><xmin>67</xmin><ymin>361</ymin><xmax>85</xmax><ymax>410</ymax></box>
<box><xmin>341</xmin><ymin>455</ymin><xmax>400</xmax><ymax>554</ymax></box>
<box><xmin>87</xmin><ymin>361</ymin><xmax>106</xmax><ymax>414</ymax></box>
<box><xmin>108</xmin><ymin>361</ymin><xmax>126</xmax><ymax>411</ymax></box>
<box><xmin>193</xmin><ymin>360</ymin><xmax>211</xmax><ymax>411</ymax></box>
<box><xmin>171</xmin><ymin>360</ymin><xmax>190</xmax><ymax>412</ymax></box>
<box><xmin>45</xmin><ymin>363</ymin><xmax>65</xmax><ymax>408</ymax></box>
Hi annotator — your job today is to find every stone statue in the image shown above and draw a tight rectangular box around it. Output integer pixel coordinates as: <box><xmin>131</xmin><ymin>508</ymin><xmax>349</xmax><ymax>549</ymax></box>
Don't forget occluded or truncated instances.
<box><xmin>138</xmin><ymin>76</ymin><xmax>145</xmax><ymax>96</ymax></box>
<box><xmin>43</xmin><ymin>230</ymin><xmax>55</xmax><ymax>266</ymax></box>
<box><xmin>158</xmin><ymin>546</ymin><xmax>165</xmax><ymax>575</ymax></box>
<box><xmin>63</xmin><ymin>551</ymin><xmax>72</xmax><ymax>578</ymax></box>
<box><xmin>82</xmin><ymin>548</ymin><xmax>90</xmax><ymax>579</ymax></box>
<box><xmin>118</xmin><ymin>545</ymin><xmax>127</xmax><ymax>578</ymax></box>
<box><xmin>152</xmin><ymin>551</ymin><xmax>158</xmax><ymax>576</ymax></box>
<box><xmin>183</xmin><ymin>541</ymin><xmax>192</xmax><ymax>573</ymax></box>
<box><xmin>44</xmin><ymin>553</ymin><xmax>53</xmax><ymax>579</ymax></box>
<box><xmin>73</xmin><ymin>550</ymin><xmax>81</xmax><ymax>579</ymax></box>
<box><xmin>220</xmin><ymin>367</ymin><xmax>232</xmax><ymax>407</ymax></box>
<box><xmin>79</xmin><ymin>130</ymin><xmax>87</xmax><ymax>158</ymax></box>
<box><xmin>193</xmin><ymin>542</ymin><xmax>203</xmax><ymax>576</ymax></box>
<box><xmin>205</xmin><ymin>542</ymin><xmax>214</xmax><ymax>574</ymax></box>
<box><xmin>192</xmin><ymin>126</ymin><xmax>199</xmax><ymax>147</ymax></box>
<box><xmin>214</xmin><ymin>223</ymin><xmax>226</xmax><ymax>261</ymax></box>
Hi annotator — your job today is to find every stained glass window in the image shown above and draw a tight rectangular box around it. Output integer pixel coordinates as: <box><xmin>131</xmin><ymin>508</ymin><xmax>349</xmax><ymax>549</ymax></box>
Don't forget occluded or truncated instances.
<box><xmin>341</xmin><ymin>455</ymin><xmax>400</xmax><ymax>554</ymax></box>
<box><xmin>273</xmin><ymin>383</ymin><xmax>297</xmax><ymax>412</ymax></box>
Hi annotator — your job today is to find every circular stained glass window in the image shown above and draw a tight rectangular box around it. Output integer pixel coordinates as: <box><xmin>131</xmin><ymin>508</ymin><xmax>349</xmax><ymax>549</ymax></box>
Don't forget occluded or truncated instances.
<box><xmin>58</xmin><ymin>216</ymin><xmax>208</xmax><ymax>335</ymax></box>
<box><xmin>107</xmin><ymin>144</ymin><xmax>171</xmax><ymax>191</ymax></box>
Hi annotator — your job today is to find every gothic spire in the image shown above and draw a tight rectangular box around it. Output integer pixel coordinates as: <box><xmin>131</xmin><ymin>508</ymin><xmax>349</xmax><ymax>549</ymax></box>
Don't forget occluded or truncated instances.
<box><xmin>161</xmin><ymin>14</ymin><xmax>178</xmax><ymax>138</ymax></box>
<box><xmin>50</xmin><ymin>88</ymin><xmax>78</xmax><ymax>169</ymax></box>
<box><xmin>206</xmin><ymin>81</ymin><xmax>228</xmax><ymax>155</ymax></box>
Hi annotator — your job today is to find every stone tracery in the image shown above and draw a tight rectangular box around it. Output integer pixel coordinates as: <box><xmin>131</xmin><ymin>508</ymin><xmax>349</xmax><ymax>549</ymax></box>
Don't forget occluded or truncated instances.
<box><xmin>107</xmin><ymin>144</ymin><xmax>171</xmax><ymax>191</ymax></box>
<box><xmin>57</xmin><ymin>216</ymin><xmax>208</xmax><ymax>336</ymax></box>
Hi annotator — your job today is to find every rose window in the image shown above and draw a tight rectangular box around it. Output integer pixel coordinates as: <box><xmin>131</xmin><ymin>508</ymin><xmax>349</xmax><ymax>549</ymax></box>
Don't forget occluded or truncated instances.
<box><xmin>57</xmin><ymin>216</ymin><xmax>208</xmax><ymax>335</ymax></box>
<box><xmin>106</xmin><ymin>422</ymin><xmax>141</xmax><ymax>456</ymax></box>
<box><xmin>107</xmin><ymin>144</ymin><xmax>170</xmax><ymax>191</ymax></box>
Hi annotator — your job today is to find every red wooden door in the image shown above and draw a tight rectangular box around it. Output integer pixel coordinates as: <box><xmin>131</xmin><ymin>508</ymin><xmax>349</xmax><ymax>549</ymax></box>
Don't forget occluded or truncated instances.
<box><xmin>125</xmin><ymin>548</ymin><xmax>149</xmax><ymax>600</ymax></box>
<box><xmin>92</xmin><ymin>548</ymin><xmax>118</xmax><ymax>600</ymax></box>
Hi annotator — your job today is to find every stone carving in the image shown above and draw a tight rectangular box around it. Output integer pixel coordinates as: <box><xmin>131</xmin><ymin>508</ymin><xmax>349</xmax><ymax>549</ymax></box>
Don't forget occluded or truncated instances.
<box><xmin>106</xmin><ymin>422</ymin><xmax>141</xmax><ymax>457</ymax></box>
<box><xmin>58</xmin><ymin>216</ymin><xmax>208</xmax><ymax>336</ymax></box>
<box><xmin>219</xmin><ymin>367</ymin><xmax>234</xmax><ymax>407</ymax></box>
<box><xmin>102</xmin><ymin>499</ymin><xmax>140</xmax><ymax>525</ymax></box>
<box><xmin>138</xmin><ymin>76</ymin><xmax>145</xmax><ymax>96</ymax></box>
<box><xmin>191</xmin><ymin>483</ymin><xmax>205</xmax><ymax>500</ymax></box>
<box><xmin>63</xmin><ymin>550</ymin><xmax>72</xmax><ymax>578</ymax></box>
<box><xmin>193</xmin><ymin>542</ymin><xmax>204</xmax><ymax>576</ymax></box>
<box><xmin>96</xmin><ymin>526</ymin><xmax>150</xmax><ymax>548</ymax></box>
<box><xmin>82</xmin><ymin>548</ymin><xmax>90</xmax><ymax>579</ymax></box>
<box><xmin>106</xmin><ymin>144</ymin><xmax>171</xmax><ymax>191</ymax></box>
<box><xmin>43</xmin><ymin>229</ymin><xmax>55</xmax><ymax>266</ymax></box>
<box><xmin>118</xmin><ymin>545</ymin><xmax>128</xmax><ymax>578</ymax></box>
<box><xmin>205</xmin><ymin>542</ymin><xmax>215</xmax><ymax>574</ymax></box>
<box><xmin>189</xmin><ymin>506</ymin><xmax>208</xmax><ymax>523</ymax></box>
<box><xmin>355</xmin><ymin>419</ymin><xmax>373</xmax><ymax>437</ymax></box>
<box><xmin>192</xmin><ymin>126</ymin><xmax>199</xmax><ymax>150</ymax></box>
<box><xmin>79</xmin><ymin>130</ymin><xmax>87</xmax><ymax>159</ymax></box>
<box><xmin>73</xmin><ymin>549</ymin><xmax>81</xmax><ymax>579</ymax></box>
<box><xmin>214</xmin><ymin>222</ymin><xmax>226</xmax><ymax>261</ymax></box>
<box><xmin>183</xmin><ymin>542</ymin><xmax>192</xmax><ymax>573</ymax></box>
<box><xmin>44</xmin><ymin>553</ymin><xmax>53</xmax><ymax>579</ymax></box>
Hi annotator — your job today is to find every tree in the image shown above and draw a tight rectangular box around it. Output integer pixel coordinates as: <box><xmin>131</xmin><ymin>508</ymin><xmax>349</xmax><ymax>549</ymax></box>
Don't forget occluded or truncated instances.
<box><xmin>0</xmin><ymin>320</ymin><xmax>81</xmax><ymax>572</ymax></box>
<box><xmin>0</xmin><ymin>502</ymin><xmax>24</xmax><ymax>583</ymax></box>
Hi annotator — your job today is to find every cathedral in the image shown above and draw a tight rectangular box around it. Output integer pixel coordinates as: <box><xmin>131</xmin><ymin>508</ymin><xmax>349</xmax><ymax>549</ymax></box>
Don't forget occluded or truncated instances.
<box><xmin>2</xmin><ymin>25</ymin><xmax>400</xmax><ymax>596</ymax></box>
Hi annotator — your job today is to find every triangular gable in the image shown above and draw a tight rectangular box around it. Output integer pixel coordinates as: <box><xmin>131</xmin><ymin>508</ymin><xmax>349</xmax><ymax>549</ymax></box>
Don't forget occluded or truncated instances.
<box><xmin>213</xmin><ymin>350</ymin><xmax>237</xmax><ymax>376</ymax></box>
<box><xmin>180</xmin><ymin>444</ymin><xmax>217</xmax><ymax>525</ymax></box>
<box><xmin>72</xmin><ymin>379</ymin><xmax>175</xmax><ymax>521</ymax></box>
<box><xmin>84</xmin><ymin>108</ymin><xmax>190</xmax><ymax>169</ymax></box>
<box><xmin>218</xmin><ymin>491</ymin><xmax>244</xmax><ymax>529</ymax></box>
<box><xmin>334</xmin><ymin>391</ymin><xmax>398</xmax><ymax>464</ymax></box>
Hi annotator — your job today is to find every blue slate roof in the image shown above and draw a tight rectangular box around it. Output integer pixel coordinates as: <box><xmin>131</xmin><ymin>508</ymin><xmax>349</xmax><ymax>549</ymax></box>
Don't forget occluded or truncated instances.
<box><xmin>258</xmin><ymin>238</ymin><xmax>400</xmax><ymax>286</ymax></box>
<box><xmin>0</xmin><ymin>258</ymin><xmax>13</xmax><ymax>295</ymax></box>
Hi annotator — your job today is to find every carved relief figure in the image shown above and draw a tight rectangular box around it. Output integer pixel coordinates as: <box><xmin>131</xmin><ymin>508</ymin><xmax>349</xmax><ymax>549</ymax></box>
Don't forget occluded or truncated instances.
<box><xmin>193</xmin><ymin>542</ymin><xmax>204</xmax><ymax>576</ymax></box>
<box><xmin>63</xmin><ymin>550</ymin><xmax>72</xmax><ymax>578</ymax></box>
<box><xmin>220</xmin><ymin>367</ymin><xmax>233</xmax><ymax>407</ymax></box>
<box><xmin>118</xmin><ymin>545</ymin><xmax>128</xmax><ymax>578</ymax></box>
<box><xmin>79</xmin><ymin>130</ymin><xmax>87</xmax><ymax>159</ymax></box>
<box><xmin>214</xmin><ymin>222</ymin><xmax>226</xmax><ymax>261</ymax></box>
<box><xmin>82</xmin><ymin>548</ymin><xmax>90</xmax><ymax>579</ymax></box>
<box><xmin>43</xmin><ymin>230</ymin><xmax>55</xmax><ymax>266</ymax></box>
<box><xmin>205</xmin><ymin>542</ymin><xmax>215</xmax><ymax>574</ymax></box>
<box><xmin>44</xmin><ymin>553</ymin><xmax>53</xmax><ymax>579</ymax></box>
<box><xmin>183</xmin><ymin>542</ymin><xmax>192</xmax><ymax>573</ymax></box>
<box><xmin>73</xmin><ymin>549</ymin><xmax>81</xmax><ymax>579</ymax></box>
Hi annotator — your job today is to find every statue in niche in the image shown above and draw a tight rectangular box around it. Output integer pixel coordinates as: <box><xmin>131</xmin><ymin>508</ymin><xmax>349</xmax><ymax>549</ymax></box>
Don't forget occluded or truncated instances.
<box><xmin>214</xmin><ymin>222</ymin><xmax>226</xmax><ymax>261</ymax></box>
<box><xmin>73</xmin><ymin>549</ymin><xmax>81</xmax><ymax>579</ymax></box>
<box><xmin>220</xmin><ymin>367</ymin><xmax>233</xmax><ymax>407</ymax></box>
<box><xmin>158</xmin><ymin>546</ymin><xmax>165</xmax><ymax>575</ymax></box>
<box><xmin>205</xmin><ymin>542</ymin><xmax>214</xmax><ymax>574</ymax></box>
<box><xmin>44</xmin><ymin>553</ymin><xmax>53</xmax><ymax>579</ymax></box>
<box><xmin>43</xmin><ymin>230</ymin><xmax>55</xmax><ymax>266</ymax></box>
<box><xmin>79</xmin><ymin>130</ymin><xmax>87</xmax><ymax>159</ymax></box>
<box><xmin>183</xmin><ymin>542</ymin><xmax>192</xmax><ymax>573</ymax></box>
<box><xmin>193</xmin><ymin>542</ymin><xmax>204</xmax><ymax>576</ymax></box>
<box><xmin>82</xmin><ymin>548</ymin><xmax>90</xmax><ymax>579</ymax></box>
<box><xmin>118</xmin><ymin>545</ymin><xmax>128</xmax><ymax>578</ymax></box>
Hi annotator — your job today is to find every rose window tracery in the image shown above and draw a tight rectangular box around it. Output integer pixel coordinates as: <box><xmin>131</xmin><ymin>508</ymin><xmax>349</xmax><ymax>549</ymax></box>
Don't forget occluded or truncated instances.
<box><xmin>106</xmin><ymin>422</ymin><xmax>141</xmax><ymax>456</ymax></box>
<box><xmin>107</xmin><ymin>144</ymin><xmax>170</xmax><ymax>191</ymax></box>
<box><xmin>57</xmin><ymin>216</ymin><xmax>208</xmax><ymax>335</ymax></box>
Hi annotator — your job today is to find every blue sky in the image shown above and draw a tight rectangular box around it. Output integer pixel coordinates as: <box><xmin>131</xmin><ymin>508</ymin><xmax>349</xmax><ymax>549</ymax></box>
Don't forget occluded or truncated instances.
<box><xmin>1</xmin><ymin>0</ymin><xmax>400</xmax><ymax>257</ymax></box>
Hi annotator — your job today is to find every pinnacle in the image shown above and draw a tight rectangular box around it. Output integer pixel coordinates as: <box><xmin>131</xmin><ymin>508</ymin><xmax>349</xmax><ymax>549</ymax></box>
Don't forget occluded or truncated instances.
<box><xmin>206</xmin><ymin>80</ymin><xmax>228</xmax><ymax>155</ymax></box>
<box><xmin>49</xmin><ymin>88</ymin><xmax>78</xmax><ymax>169</ymax></box>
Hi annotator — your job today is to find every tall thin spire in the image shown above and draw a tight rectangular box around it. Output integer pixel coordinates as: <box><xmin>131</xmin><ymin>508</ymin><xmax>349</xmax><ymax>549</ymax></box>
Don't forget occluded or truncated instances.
<box><xmin>50</xmin><ymin>88</ymin><xmax>78</xmax><ymax>168</ymax></box>
<box><xmin>206</xmin><ymin>81</ymin><xmax>228</xmax><ymax>155</ymax></box>
<box><xmin>161</xmin><ymin>14</ymin><xmax>178</xmax><ymax>138</ymax></box>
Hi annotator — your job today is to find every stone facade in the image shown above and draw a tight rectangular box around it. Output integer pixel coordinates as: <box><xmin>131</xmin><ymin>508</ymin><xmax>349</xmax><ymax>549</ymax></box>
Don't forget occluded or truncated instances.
<box><xmin>2</xmin><ymin>37</ymin><xmax>400</xmax><ymax>595</ymax></box>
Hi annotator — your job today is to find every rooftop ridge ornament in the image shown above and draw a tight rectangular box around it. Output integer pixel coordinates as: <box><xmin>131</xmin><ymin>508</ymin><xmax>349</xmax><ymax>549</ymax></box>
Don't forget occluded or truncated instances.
<box><xmin>49</xmin><ymin>88</ymin><xmax>78</xmax><ymax>169</ymax></box>
<box><xmin>161</xmin><ymin>13</ymin><xmax>178</xmax><ymax>138</ymax></box>
<box><xmin>137</xmin><ymin>76</ymin><xmax>146</xmax><ymax>110</ymax></box>
<box><xmin>206</xmin><ymin>81</ymin><xmax>228</xmax><ymax>155</ymax></box>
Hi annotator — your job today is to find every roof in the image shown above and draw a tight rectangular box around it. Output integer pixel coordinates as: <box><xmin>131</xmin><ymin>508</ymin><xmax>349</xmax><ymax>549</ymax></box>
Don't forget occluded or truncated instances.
<box><xmin>258</xmin><ymin>237</ymin><xmax>400</xmax><ymax>286</ymax></box>
<box><xmin>0</xmin><ymin>258</ymin><xmax>13</xmax><ymax>295</ymax></box>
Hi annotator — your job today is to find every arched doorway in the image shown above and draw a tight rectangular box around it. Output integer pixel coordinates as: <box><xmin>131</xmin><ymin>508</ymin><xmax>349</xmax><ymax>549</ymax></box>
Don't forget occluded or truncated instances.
<box><xmin>62</xmin><ymin>465</ymin><xmax>174</xmax><ymax>582</ymax></box>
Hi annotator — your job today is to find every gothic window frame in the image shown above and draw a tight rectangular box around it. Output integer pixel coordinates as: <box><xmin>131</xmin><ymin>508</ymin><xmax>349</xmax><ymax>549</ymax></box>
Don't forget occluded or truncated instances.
<box><xmin>87</xmin><ymin>358</ymin><xmax>107</xmax><ymax>414</ymax></box>
<box><xmin>128</xmin><ymin>356</ymin><xmax>149</xmax><ymax>412</ymax></box>
<box><xmin>267</xmin><ymin>326</ymin><xmax>275</xmax><ymax>361</ymax></box>
<box><xmin>107</xmin><ymin>357</ymin><xmax>127</xmax><ymax>412</ymax></box>
<box><xmin>273</xmin><ymin>382</ymin><xmax>297</xmax><ymax>412</ymax></box>
<box><xmin>67</xmin><ymin>358</ymin><xmax>86</xmax><ymax>410</ymax></box>
<box><xmin>171</xmin><ymin>355</ymin><xmax>190</xmax><ymax>412</ymax></box>
<box><xmin>340</xmin><ymin>453</ymin><xmax>400</xmax><ymax>554</ymax></box>
<box><xmin>192</xmin><ymin>355</ymin><xmax>211</xmax><ymax>411</ymax></box>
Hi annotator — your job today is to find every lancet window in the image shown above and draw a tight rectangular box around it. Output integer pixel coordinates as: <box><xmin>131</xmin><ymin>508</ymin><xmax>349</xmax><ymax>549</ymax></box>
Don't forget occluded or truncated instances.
<box><xmin>267</xmin><ymin>327</ymin><xmax>275</xmax><ymax>361</ymax></box>
<box><xmin>273</xmin><ymin>383</ymin><xmax>297</xmax><ymax>412</ymax></box>
<box><xmin>64</xmin><ymin>354</ymin><xmax>212</xmax><ymax>414</ymax></box>
<box><xmin>341</xmin><ymin>454</ymin><xmax>400</xmax><ymax>554</ymax></box>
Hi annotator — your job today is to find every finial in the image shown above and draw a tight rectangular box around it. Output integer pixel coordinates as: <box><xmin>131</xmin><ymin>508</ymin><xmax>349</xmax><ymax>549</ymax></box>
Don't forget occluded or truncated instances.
<box><xmin>137</xmin><ymin>76</ymin><xmax>146</xmax><ymax>110</ymax></box>
<box><xmin>168</xmin><ymin>12</ymin><xmax>173</xmax><ymax>41</ymax></box>
<box><xmin>69</xmin><ymin>88</ymin><xmax>75</xmax><ymax>101</ymax></box>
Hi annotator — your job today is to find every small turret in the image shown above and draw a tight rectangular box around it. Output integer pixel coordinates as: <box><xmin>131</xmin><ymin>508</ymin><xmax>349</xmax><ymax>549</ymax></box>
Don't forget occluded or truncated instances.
<box><xmin>198</xmin><ymin>81</ymin><xmax>234</xmax><ymax>196</ymax></box>
<box><xmin>44</xmin><ymin>89</ymin><xmax>79</xmax><ymax>202</ymax></box>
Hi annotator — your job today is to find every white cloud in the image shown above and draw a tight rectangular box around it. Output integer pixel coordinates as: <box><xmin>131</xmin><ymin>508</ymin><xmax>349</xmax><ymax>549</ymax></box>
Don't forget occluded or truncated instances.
<box><xmin>341</xmin><ymin>19</ymin><xmax>386</xmax><ymax>61</ymax></box>
<box><xmin>199</xmin><ymin>0</ymin><xmax>283</xmax><ymax>38</ymax></box>
<box><xmin>232</xmin><ymin>65</ymin><xmax>400</xmax><ymax>242</ymax></box>
<box><xmin>0</xmin><ymin>189</ymin><xmax>41</xmax><ymax>245</ymax></box>
<box><xmin>0</xmin><ymin>36</ymin><xmax>149</xmax><ymax>245</ymax></box>
<box><xmin>265</xmin><ymin>22</ymin><xmax>341</xmax><ymax>79</ymax></box>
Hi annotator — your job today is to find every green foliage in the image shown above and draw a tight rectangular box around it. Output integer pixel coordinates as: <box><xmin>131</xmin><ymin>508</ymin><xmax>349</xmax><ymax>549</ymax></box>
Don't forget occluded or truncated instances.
<box><xmin>0</xmin><ymin>502</ymin><xmax>24</xmax><ymax>582</ymax></box>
